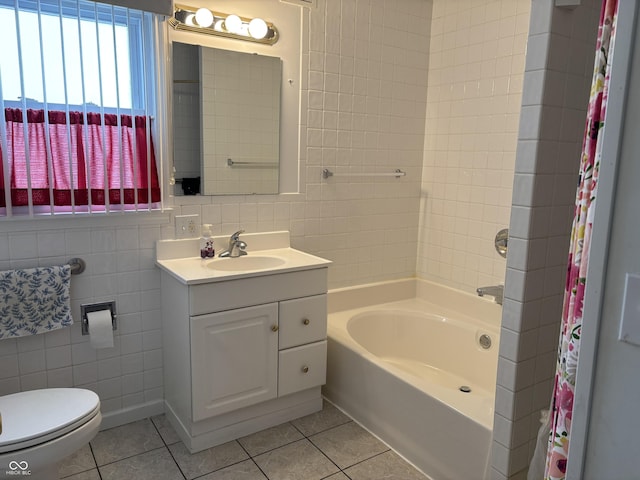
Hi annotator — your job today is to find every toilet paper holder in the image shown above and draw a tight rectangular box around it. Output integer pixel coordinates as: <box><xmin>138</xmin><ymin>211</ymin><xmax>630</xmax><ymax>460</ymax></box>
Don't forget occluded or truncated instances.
<box><xmin>80</xmin><ymin>301</ymin><xmax>117</xmax><ymax>335</ymax></box>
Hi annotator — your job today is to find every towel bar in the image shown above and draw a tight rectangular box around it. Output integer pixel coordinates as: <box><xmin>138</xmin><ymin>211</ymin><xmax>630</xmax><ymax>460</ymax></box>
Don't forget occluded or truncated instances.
<box><xmin>68</xmin><ymin>258</ymin><xmax>86</xmax><ymax>275</ymax></box>
<box><xmin>322</xmin><ymin>168</ymin><xmax>406</xmax><ymax>179</ymax></box>
<box><xmin>227</xmin><ymin>158</ymin><xmax>278</xmax><ymax>167</ymax></box>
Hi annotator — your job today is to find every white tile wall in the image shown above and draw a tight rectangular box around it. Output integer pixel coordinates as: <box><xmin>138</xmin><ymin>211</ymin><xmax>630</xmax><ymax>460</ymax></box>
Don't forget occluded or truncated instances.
<box><xmin>491</xmin><ymin>1</ymin><xmax>602</xmax><ymax>479</ymax></box>
<box><xmin>167</xmin><ymin>0</ymin><xmax>431</xmax><ymax>289</ymax></box>
<box><xmin>0</xmin><ymin>223</ymin><xmax>164</xmax><ymax>420</ymax></box>
<box><xmin>0</xmin><ymin>0</ymin><xmax>432</xmax><ymax>427</ymax></box>
<box><xmin>418</xmin><ymin>0</ymin><xmax>531</xmax><ymax>294</ymax></box>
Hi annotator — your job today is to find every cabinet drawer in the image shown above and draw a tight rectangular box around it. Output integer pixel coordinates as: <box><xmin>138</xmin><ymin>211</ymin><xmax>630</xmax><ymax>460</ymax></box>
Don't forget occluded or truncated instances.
<box><xmin>278</xmin><ymin>340</ymin><xmax>326</xmax><ymax>397</ymax></box>
<box><xmin>279</xmin><ymin>294</ymin><xmax>327</xmax><ymax>349</ymax></box>
<box><xmin>189</xmin><ymin>268</ymin><xmax>328</xmax><ymax>316</ymax></box>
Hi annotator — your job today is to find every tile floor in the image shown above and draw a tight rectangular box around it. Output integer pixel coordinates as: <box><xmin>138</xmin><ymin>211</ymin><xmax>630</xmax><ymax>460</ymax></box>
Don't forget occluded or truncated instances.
<box><xmin>58</xmin><ymin>400</ymin><xmax>428</xmax><ymax>480</ymax></box>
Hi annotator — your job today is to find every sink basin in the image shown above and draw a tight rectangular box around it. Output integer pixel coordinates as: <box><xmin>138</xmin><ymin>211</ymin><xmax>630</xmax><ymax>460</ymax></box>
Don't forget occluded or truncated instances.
<box><xmin>207</xmin><ymin>256</ymin><xmax>286</xmax><ymax>272</ymax></box>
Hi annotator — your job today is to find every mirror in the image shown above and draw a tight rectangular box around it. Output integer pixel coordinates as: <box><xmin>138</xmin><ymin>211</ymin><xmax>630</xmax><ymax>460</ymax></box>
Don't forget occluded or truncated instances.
<box><xmin>172</xmin><ymin>42</ymin><xmax>281</xmax><ymax>195</ymax></box>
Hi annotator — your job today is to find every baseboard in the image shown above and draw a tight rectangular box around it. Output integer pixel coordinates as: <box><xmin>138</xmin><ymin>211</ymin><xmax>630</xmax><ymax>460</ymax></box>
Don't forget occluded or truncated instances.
<box><xmin>99</xmin><ymin>399</ymin><xmax>165</xmax><ymax>430</ymax></box>
<box><xmin>164</xmin><ymin>389</ymin><xmax>323</xmax><ymax>453</ymax></box>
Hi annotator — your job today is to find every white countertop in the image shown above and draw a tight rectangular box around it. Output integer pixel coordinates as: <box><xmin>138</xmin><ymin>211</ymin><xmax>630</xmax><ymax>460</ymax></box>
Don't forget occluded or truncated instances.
<box><xmin>155</xmin><ymin>232</ymin><xmax>331</xmax><ymax>285</ymax></box>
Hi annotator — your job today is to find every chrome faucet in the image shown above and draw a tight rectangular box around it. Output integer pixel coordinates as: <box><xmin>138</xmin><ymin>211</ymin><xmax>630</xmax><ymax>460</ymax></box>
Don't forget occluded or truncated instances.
<box><xmin>476</xmin><ymin>285</ymin><xmax>504</xmax><ymax>305</ymax></box>
<box><xmin>219</xmin><ymin>230</ymin><xmax>247</xmax><ymax>258</ymax></box>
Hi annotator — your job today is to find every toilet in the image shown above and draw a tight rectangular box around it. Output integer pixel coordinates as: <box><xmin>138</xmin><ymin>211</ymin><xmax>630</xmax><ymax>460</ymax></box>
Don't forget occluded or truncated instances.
<box><xmin>0</xmin><ymin>388</ymin><xmax>101</xmax><ymax>480</ymax></box>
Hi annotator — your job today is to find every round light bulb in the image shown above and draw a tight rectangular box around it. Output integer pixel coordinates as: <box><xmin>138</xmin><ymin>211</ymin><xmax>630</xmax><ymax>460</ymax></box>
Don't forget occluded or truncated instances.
<box><xmin>248</xmin><ymin>18</ymin><xmax>268</xmax><ymax>39</ymax></box>
<box><xmin>213</xmin><ymin>19</ymin><xmax>225</xmax><ymax>31</ymax></box>
<box><xmin>224</xmin><ymin>14</ymin><xmax>242</xmax><ymax>34</ymax></box>
<box><xmin>194</xmin><ymin>8</ymin><xmax>214</xmax><ymax>28</ymax></box>
<box><xmin>184</xmin><ymin>13</ymin><xmax>196</xmax><ymax>26</ymax></box>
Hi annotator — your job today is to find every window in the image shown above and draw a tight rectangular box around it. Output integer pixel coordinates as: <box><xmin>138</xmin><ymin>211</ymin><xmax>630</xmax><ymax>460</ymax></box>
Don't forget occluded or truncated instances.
<box><xmin>0</xmin><ymin>0</ymin><xmax>162</xmax><ymax>216</ymax></box>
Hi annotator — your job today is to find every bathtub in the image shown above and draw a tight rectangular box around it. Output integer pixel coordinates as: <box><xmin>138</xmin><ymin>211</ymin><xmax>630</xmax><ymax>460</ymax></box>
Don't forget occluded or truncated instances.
<box><xmin>324</xmin><ymin>279</ymin><xmax>501</xmax><ymax>480</ymax></box>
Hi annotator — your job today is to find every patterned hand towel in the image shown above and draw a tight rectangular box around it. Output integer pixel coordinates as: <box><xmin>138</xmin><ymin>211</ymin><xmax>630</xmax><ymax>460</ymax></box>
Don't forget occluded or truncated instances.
<box><xmin>0</xmin><ymin>265</ymin><xmax>73</xmax><ymax>339</ymax></box>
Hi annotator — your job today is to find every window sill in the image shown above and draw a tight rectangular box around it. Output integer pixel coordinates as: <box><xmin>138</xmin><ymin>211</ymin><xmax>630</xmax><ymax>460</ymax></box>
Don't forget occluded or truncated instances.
<box><xmin>0</xmin><ymin>210</ymin><xmax>172</xmax><ymax>232</ymax></box>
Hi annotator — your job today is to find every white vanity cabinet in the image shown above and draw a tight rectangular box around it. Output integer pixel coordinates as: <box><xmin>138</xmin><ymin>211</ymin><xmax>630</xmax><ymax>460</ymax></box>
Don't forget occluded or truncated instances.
<box><xmin>159</xmin><ymin>248</ymin><xmax>329</xmax><ymax>454</ymax></box>
<box><xmin>190</xmin><ymin>293</ymin><xmax>328</xmax><ymax>422</ymax></box>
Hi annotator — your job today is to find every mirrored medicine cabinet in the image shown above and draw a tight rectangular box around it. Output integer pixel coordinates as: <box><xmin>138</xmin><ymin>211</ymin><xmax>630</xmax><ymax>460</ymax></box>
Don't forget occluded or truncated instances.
<box><xmin>172</xmin><ymin>42</ymin><xmax>282</xmax><ymax>195</ymax></box>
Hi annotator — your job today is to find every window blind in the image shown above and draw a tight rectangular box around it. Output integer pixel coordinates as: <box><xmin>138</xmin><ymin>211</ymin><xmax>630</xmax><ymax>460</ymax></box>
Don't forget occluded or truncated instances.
<box><xmin>0</xmin><ymin>0</ymin><xmax>162</xmax><ymax>217</ymax></box>
<box><xmin>90</xmin><ymin>0</ymin><xmax>171</xmax><ymax>16</ymax></box>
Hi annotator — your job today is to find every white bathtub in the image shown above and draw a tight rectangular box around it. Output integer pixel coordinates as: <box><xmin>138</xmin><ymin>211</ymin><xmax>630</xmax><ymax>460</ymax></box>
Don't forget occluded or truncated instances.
<box><xmin>324</xmin><ymin>279</ymin><xmax>501</xmax><ymax>480</ymax></box>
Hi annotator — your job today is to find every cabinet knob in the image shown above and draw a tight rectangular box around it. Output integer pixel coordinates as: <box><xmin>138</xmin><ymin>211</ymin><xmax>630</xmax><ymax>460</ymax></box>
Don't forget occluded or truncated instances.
<box><xmin>302</xmin><ymin>318</ymin><xmax>310</xmax><ymax>325</ymax></box>
<box><xmin>301</xmin><ymin>366</ymin><xmax>309</xmax><ymax>373</ymax></box>
<box><xmin>271</xmin><ymin>325</ymin><xmax>279</xmax><ymax>332</ymax></box>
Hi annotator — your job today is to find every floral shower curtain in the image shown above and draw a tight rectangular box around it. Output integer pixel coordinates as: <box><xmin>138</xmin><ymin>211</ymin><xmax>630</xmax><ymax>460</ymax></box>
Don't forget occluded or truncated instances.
<box><xmin>544</xmin><ymin>0</ymin><xmax>619</xmax><ymax>478</ymax></box>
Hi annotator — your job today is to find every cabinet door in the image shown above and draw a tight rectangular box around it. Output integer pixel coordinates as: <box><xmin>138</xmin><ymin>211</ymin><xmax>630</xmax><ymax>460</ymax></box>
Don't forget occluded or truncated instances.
<box><xmin>191</xmin><ymin>303</ymin><xmax>279</xmax><ymax>421</ymax></box>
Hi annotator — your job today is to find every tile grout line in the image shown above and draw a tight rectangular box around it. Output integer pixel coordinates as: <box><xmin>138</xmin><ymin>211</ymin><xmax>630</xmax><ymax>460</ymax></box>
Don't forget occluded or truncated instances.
<box><xmin>235</xmin><ymin>440</ymin><xmax>270</xmax><ymax>480</ymax></box>
<box><xmin>88</xmin><ymin>442</ymin><xmax>103</xmax><ymax>480</ymax></box>
<box><xmin>294</xmin><ymin>414</ymin><xmax>403</xmax><ymax>479</ymax></box>
<box><xmin>290</xmin><ymin>417</ymin><xmax>357</xmax><ymax>477</ymax></box>
<box><xmin>92</xmin><ymin>445</ymin><xmax>169</xmax><ymax>470</ymax></box>
<box><xmin>304</xmin><ymin>433</ymin><xmax>347</xmax><ymax>477</ymax></box>
<box><xmin>299</xmin><ymin>419</ymin><xmax>373</xmax><ymax>468</ymax></box>
<box><xmin>237</xmin><ymin>419</ymin><xmax>355</xmax><ymax>480</ymax></box>
<box><xmin>108</xmin><ymin>410</ymin><xmax>420</xmax><ymax>480</ymax></box>
<box><xmin>58</xmin><ymin>442</ymin><xmax>103</xmax><ymax>480</ymax></box>
<box><xmin>149</xmin><ymin>417</ymin><xmax>188</xmax><ymax>480</ymax></box>
<box><xmin>319</xmin><ymin>400</ymin><xmax>429</xmax><ymax>479</ymax></box>
<box><xmin>234</xmin><ymin>417</ymin><xmax>351</xmax><ymax>461</ymax></box>
<box><xmin>337</xmin><ymin>449</ymin><xmax>393</xmax><ymax>476</ymax></box>
<box><xmin>290</xmin><ymin>408</ymin><xmax>396</xmax><ymax>478</ymax></box>
<box><xmin>292</xmin><ymin>416</ymin><xmax>354</xmax><ymax>440</ymax></box>
<box><xmin>188</xmin><ymin>457</ymin><xmax>259</xmax><ymax>480</ymax></box>
<box><xmin>185</xmin><ymin>440</ymin><xmax>263</xmax><ymax>480</ymax></box>
<box><xmin>239</xmin><ymin>422</ymin><xmax>304</xmax><ymax>458</ymax></box>
<box><xmin>250</xmin><ymin>457</ymin><xmax>270</xmax><ymax>480</ymax></box>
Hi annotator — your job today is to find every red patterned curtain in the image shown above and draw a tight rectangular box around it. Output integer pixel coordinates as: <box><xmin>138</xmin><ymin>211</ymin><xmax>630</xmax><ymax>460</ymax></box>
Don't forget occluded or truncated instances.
<box><xmin>0</xmin><ymin>108</ymin><xmax>160</xmax><ymax>210</ymax></box>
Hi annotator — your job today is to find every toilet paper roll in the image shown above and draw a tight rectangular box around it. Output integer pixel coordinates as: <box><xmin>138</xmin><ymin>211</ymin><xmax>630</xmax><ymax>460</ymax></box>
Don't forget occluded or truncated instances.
<box><xmin>87</xmin><ymin>310</ymin><xmax>114</xmax><ymax>349</ymax></box>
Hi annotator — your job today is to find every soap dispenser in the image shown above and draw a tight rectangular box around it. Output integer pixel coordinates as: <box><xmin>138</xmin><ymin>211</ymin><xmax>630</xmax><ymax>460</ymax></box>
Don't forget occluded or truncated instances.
<box><xmin>200</xmin><ymin>224</ymin><xmax>215</xmax><ymax>258</ymax></box>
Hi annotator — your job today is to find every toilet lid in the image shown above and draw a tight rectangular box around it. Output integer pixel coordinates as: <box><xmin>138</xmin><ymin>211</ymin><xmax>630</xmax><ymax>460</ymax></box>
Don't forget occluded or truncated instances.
<box><xmin>0</xmin><ymin>388</ymin><xmax>100</xmax><ymax>453</ymax></box>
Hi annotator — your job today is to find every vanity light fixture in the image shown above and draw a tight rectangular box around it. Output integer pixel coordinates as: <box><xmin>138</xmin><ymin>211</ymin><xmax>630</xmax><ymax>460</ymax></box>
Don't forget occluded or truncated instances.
<box><xmin>169</xmin><ymin>4</ymin><xmax>279</xmax><ymax>45</ymax></box>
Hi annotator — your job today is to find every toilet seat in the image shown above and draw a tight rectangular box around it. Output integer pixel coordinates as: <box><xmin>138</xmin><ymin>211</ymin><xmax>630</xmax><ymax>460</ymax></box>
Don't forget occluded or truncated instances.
<box><xmin>0</xmin><ymin>388</ymin><xmax>100</xmax><ymax>454</ymax></box>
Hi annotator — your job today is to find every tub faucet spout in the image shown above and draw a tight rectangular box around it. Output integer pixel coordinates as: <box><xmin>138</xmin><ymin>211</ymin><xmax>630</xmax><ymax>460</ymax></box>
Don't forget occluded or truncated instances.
<box><xmin>476</xmin><ymin>285</ymin><xmax>504</xmax><ymax>305</ymax></box>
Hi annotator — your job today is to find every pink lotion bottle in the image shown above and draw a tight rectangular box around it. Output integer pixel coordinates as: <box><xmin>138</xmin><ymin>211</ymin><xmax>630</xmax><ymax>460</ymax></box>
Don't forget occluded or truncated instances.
<box><xmin>199</xmin><ymin>224</ymin><xmax>215</xmax><ymax>258</ymax></box>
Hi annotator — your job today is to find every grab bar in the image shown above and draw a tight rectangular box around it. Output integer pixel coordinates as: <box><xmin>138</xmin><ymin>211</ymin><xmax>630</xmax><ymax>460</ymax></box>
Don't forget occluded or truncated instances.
<box><xmin>322</xmin><ymin>168</ymin><xmax>406</xmax><ymax>179</ymax></box>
